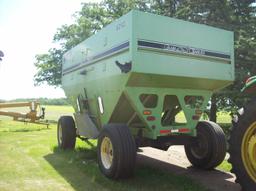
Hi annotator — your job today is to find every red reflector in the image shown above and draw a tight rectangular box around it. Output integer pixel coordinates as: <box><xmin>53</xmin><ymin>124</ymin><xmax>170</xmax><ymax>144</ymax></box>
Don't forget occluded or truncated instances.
<box><xmin>147</xmin><ymin>116</ymin><xmax>155</xmax><ymax>121</ymax></box>
<box><xmin>192</xmin><ymin>115</ymin><xmax>200</xmax><ymax>120</ymax></box>
<box><xmin>160</xmin><ymin>129</ymin><xmax>171</xmax><ymax>134</ymax></box>
<box><xmin>143</xmin><ymin>110</ymin><xmax>152</xmax><ymax>115</ymax></box>
<box><xmin>179</xmin><ymin>128</ymin><xmax>190</xmax><ymax>133</ymax></box>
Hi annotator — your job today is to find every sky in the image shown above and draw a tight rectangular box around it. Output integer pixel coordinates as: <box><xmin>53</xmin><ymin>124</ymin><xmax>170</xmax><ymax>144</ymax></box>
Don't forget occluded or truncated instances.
<box><xmin>0</xmin><ymin>0</ymin><xmax>101</xmax><ymax>100</ymax></box>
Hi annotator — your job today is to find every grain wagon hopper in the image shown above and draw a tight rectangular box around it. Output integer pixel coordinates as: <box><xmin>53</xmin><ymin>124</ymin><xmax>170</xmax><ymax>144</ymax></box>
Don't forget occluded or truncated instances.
<box><xmin>58</xmin><ymin>10</ymin><xmax>234</xmax><ymax>178</ymax></box>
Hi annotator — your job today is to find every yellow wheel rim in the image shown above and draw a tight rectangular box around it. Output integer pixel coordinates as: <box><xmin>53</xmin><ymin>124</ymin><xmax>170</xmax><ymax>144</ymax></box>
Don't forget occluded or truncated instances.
<box><xmin>242</xmin><ymin>121</ymin><xmax>256</xmax><ymax>182</ymax></box>
<box><xmin>101</xmin><ymin>137</ymin><xmax>113</xmax><ymax>169</ymax></box>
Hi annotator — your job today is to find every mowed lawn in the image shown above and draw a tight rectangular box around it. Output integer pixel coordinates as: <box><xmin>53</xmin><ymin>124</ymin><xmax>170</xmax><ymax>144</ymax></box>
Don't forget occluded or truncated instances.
<box><xmin>0</xmin><ymin>105</ymin><xmax>232</xmax><ymax>191</ymax></box>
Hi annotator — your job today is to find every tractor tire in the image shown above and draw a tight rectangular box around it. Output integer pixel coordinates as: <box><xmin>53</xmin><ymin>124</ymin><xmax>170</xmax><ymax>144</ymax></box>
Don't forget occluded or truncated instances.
<box><xmin>97</xmin><ymin>124</ymin><xmax>136</xmax><ymax>179</ymax></box>
<box><xmin>228</xmin><ymin>101</ymin><xmax>256</xmax><ymax>191</ymax></box>
<box><xmin>57</xmin><ymin>116</ymin><xmax>76</xmax><ymax>149</ymax></box>
<box><xmin>185</xmin><ymin>121</ymin><xmax>226</xmax><ymax>169</ymax></box>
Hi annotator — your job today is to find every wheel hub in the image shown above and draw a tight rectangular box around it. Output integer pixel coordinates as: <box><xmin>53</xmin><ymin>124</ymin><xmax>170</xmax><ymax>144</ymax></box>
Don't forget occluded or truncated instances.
<box><xmin>101</xmin><ymin>137</ymin><xmax>113</xmax><ymax>169</ymax></box>
<box><xmin>242</xmin><ymin>121</ymin><xmax>256</xmax><ymax>182</ymax></box>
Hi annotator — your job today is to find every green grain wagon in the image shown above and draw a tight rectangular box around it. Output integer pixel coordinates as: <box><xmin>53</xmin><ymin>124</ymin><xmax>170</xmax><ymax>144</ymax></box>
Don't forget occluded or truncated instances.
<box><xmin>58</xmin><ymin>10</ymin><xmax>234</xmax><ymax>178</ymax></box>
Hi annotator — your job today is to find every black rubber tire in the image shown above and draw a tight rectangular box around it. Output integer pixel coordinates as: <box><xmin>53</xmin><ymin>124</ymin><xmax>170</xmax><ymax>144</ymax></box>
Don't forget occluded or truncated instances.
<box><xmin>185</xmin><ymin>121</ymin><xmax>226</xmax><ymax>170</ymax></box>
<box><xmin>97</xmin><ymin>124</ymin><xmax>136</xmax><ymax>179</ymax></box>
<box><xmin>228</xmin><ymin>101</ymin><xmax>256</xmax><ymax>191</ymax></box>
<box><xmin>57</xmin><ymin>116</ymin><xmax>76</xmax><ymax>149</ymax></box>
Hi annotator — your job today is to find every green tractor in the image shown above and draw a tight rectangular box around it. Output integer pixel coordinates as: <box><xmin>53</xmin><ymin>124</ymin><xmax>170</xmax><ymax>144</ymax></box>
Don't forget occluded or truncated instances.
<box><xmin>228</xmin><ymin>76</ymin><xmax>256</xmax><ymax>191</ymax></box>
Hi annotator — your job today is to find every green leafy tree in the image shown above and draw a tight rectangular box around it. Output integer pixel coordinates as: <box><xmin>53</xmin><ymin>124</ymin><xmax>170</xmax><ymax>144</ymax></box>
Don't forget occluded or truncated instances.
<box><xmin>34</xmin><ymin>48</ymin><xmax>63</xmax><ymax>86</ymax></box>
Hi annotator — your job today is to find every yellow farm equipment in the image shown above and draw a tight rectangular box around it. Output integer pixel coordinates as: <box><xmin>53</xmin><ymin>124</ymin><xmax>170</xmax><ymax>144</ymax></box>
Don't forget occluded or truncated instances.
<box><xmin>0</xmin><ymin>101</ymin><xmax>49</xmax><ymax>127</ymax></box>
<box><xmin>0</xmin><ymin>51</ymin><xmax>48</xmax><ymax>127</ymax></box>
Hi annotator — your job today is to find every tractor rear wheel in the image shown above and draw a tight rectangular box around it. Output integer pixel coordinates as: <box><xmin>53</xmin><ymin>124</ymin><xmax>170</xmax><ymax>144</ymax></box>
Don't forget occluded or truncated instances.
<box><xmin>57</xmin><ymin>116</ymin><xmax>76</xmax><ymax>149</ymax></box>
<box><xmin>228</xmin><ymin>102</ymin><xmax>256</xmax><ymax>191</ymax></box>
<box><xmin>97</xmin><ymin>124</ymin><xmax>136</xmax><ymax>179</ymax></box>
<box><xmin>185</xmin><ymin>121</ymin><xmax>226</xmax><ymax>169</ymax></box>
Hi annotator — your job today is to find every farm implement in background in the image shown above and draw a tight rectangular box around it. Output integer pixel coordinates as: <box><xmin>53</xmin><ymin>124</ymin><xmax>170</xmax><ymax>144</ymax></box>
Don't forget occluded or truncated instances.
<box><xmin>0</xmin><ymin>101</ymin><xmax>49</xmax><ymax>127</ymax></box>
<box><xmin>0</xmin><ymin>51</ymin><xmax>48</xmax><ymax>127</ymax></box>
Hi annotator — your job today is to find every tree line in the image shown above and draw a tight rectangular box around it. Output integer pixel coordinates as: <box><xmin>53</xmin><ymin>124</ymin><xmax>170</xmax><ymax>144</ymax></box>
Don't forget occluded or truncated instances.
<box><xmin>0</xmin><ymin>98</ymin><xmax>69</xmax><ymax>105</ymax></box>
<box><xmin>34</xmin><ymin>0</ymin><xmax>256</xmax><ymax>122</ymax></box>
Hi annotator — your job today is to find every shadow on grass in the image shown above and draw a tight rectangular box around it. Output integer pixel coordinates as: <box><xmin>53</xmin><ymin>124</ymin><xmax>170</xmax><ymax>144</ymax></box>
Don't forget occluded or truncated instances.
<box><xmin>44</xmin><ymin>146</ymin><xmax>210</xmax><ymax>191</ymax></box>
<box><xmin>0</xmin><ymin>127</ymin><xmax>50</xmax><ymax>133</ymax></box>
<box><xmin>136</xmin><ymin>154</ymin><xmax>241</xmax><ymax>191</ymax></box>
<box><xmin>13</xmin><ymin>128</ymin><xmax>49</xmax><ymax>132</ymax></box>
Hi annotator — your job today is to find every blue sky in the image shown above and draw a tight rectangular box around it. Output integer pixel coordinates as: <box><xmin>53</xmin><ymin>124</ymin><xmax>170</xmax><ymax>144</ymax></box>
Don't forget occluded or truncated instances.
<box><xmin>0</xmin><ymin>0</ymin><xmax>100</xmax><ymax>100</ymax></box>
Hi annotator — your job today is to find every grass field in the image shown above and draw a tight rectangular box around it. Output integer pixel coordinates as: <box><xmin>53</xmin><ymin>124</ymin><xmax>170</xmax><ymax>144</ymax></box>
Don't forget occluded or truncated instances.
<box><xmin>0</xmin><ymin>105</ymin><xmax>232</xmax><ymax>191</ymax></box>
